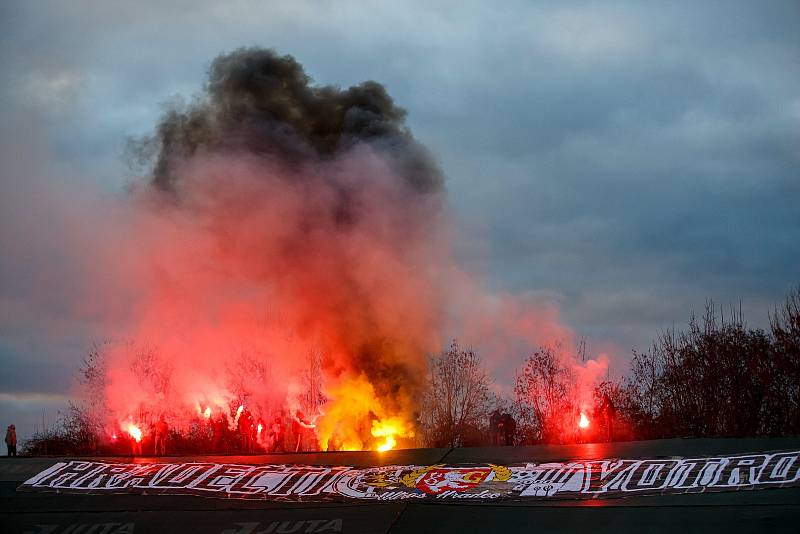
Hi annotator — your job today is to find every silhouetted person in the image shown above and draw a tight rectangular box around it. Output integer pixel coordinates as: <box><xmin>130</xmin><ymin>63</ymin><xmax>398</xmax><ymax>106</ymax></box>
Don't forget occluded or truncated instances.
<box><xmin>601</xmin><ymin>394</ymin><xmax>616</xmax><ymax>442</ymax></box>
<box><xmin>292</xmin><ymin>410</ymin><xmax>315</xmax><ymax>452</ymax></box>
<box><xmin>130</xmin><ymin>435</ymin><xmax>142</xmax><ymax>456</ymax></box>
<box><xmin>500</xmin><ymin>413</ymin><xmax>516</xmax><ymax>446</ymax></box>
<box><xmin>212</xmin><ymin>413</ymin><xmax>227</xmax><ymax>453</ymax></box>
<box><xmin>239</xmin><ymin>409</ymin><xmax>254</xmax><ymax>453</ymax></box>
<box><xmin>154</xmin><ymin>415</ymin><xmax>169</xmax><ymax>456</ymax></box>
<box><xmin>489</xmin><ymin>410</ymin><xmax>501</xmax><ymax>446</ymax></box>
<box><xmin>269</xmin><ymin>417</ymin><xmax>284</xmax><ymax>453</ymax></box>
<box><xmin>5</xmin><ymin>424</ymin><xmax>17</xmax><ymax>456</ymax></box>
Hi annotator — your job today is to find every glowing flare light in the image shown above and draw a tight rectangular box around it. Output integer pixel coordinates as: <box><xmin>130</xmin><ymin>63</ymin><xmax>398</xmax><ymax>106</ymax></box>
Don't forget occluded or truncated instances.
<box><xmin>371</xmin><ymin>416</ymin><xmax>412</xmax><ymax>453</ymax></box>
<box><xmin>235</xmin><ymin>405</ymin><xmax>244</xmax><ymax>421</ymax></box>
<box><xmin>376</xmin><ymin>435</ymin><xmax>396</xmax><ymax>452</ymax></box>
<box><xmin>578</xmin><ymin>412</ymin><xmax>590</xmax><ymax>429</ymax></box>
<box><xmin>127</xmin><ymin>423</ymin><xmax>143</xmax><ymax>442</ymax></box>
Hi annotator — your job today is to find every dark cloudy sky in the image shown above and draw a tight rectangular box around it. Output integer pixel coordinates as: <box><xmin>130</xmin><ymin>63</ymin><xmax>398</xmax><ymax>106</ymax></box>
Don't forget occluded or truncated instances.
<box><xmin>1</xmin><ymin>0</ymin><xmax>798</xmax><ymax>442</ymax></box>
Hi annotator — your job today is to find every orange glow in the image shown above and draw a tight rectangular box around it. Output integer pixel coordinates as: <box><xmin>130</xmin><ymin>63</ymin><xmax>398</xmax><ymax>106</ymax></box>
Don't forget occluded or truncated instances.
<box><xmin>371</xmin><ymin>416</ymin><xmax>412</xmax><ymax>452</ymax></box>
<box><xmin>578</xmin><ymin>412</ymin><xmax>590</xmax><ymax>429</ymax></box>
<box><xmin>376</xmin><ymin>435</ymin><xmax>397</xmax><ymax>452</ymax></box>
<box><xmin>127</xmin><ymin>423</ymin><xmax>143</xmax><ymax>442</ymax></box>
<box><xmin>316</xmin><ymin>375</ymin><xmax>414</xmax><ymax>451</ymax></box>
<box><xmin>257</xmin><ymin>423</ymin><xmax>263</xmax><ymax>436</ymax></box>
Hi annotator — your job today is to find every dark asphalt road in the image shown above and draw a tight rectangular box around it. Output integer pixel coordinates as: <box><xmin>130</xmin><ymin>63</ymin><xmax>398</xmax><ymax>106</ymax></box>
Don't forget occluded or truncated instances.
<box><xmin>2</xmin><ymin>437</ymin><xmax>800</xmax><ymax>533</ymax></box>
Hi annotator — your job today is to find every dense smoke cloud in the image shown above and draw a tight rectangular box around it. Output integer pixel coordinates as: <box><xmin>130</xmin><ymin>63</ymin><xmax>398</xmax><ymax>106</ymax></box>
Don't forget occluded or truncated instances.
<box><xmin>104</xmin><ymin>47</ymin><xmax>452</xmax><ymax>448</ymax></box>
<box><xmin>148</xmin><ymin>48</ymin><xmax>442</xmax><ymax>195</ymax></box>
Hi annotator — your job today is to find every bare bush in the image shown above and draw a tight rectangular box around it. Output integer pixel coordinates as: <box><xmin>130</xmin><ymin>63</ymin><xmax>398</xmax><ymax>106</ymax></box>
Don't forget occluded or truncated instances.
<box><xmin>419</xmin><ymin>341</ymin><xmax>491</xmax><ymax>447</ymax></box>
<box><xmin>625</xmin><ymin>300</ymin><xmax>797</xmax><ymax>438</ymax></box>
<box><xmin>513</xmin><ymin>345</ymin><xmax>575</xmax><ymax>444</ymax></box>
<box><xmin>769</xmin><ymin>286</ymin><xmax>800</xmax><ymax>433</ymax></box>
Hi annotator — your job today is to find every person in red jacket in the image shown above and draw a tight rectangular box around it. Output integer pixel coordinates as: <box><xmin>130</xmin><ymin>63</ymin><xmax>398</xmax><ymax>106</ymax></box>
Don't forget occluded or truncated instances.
<box><xmin>5</xmin><ymin>424</ymin><xmax>16</xmax><ymax>456</ymax></box>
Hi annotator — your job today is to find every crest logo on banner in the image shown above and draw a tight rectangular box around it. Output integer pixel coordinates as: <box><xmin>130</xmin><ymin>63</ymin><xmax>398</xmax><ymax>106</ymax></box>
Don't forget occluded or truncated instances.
<box><xmin>413</xmin><ymin>467</ymin><xmax>492</xmax><ymax>494</ymax></box>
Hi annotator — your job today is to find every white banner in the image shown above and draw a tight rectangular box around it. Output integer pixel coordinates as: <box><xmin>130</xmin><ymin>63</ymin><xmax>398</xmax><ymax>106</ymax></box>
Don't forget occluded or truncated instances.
<box><xmin>19</xmin><ymin>449</ymin><xmax>800</xmax><ymax>501</ymax></box>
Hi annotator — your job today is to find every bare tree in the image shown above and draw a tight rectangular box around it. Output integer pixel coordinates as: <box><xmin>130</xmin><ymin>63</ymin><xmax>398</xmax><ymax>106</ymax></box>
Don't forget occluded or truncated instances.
<box><xmin>130</xmin><ymin>345</ymin><xmax>173</xmax><ymax>399</ymax></box>
<box><xmin>225</xmin><ymin>348</ymin><xmax>272</xmax><ymax>410</ymax></box>
<box><xmin>624</xmin><ymin>299</ymin><xmax>795</xmax><ymax>438</ymax></box>
<box><xmin>300</xmin><ymin>348</ymin><xmax>325</xmax><ymax>417</ymax></box>
<box><xmin>513</xmin><ymin>345</ymin><xmax>575</xmax><ymax>444</ymax></box>
<box><xmin>419</xmin><ymin>341</ymin><xmax>490</xmax><ymax>447</ymax></box>
<box><xmin>770</xmin><ymin>286</ymin><xmax>800</xmax><ymax>433</ymax></box>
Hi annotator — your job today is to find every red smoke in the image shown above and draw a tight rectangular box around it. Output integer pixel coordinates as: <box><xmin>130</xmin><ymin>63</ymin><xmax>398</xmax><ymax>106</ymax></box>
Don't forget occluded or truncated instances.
<box><xmin>98</xmin><ymin>148</ymin><xmax>449</xmax><ymax>449</ymax></box>
<box><xmin>3</xmin><ymin>48</ymin><xmax>611</xmax><ymax>450</ymax></box>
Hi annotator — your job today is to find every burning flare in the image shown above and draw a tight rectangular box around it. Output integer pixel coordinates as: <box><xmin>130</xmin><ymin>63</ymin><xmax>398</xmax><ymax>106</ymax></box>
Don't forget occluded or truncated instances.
<box><xmin>578</xmin><ymin>412</ymin><xmax>590</xmax><ymax>429</ymax></box>
<box><xmin>371</xmin><ymin>417</ymin><xmax>412</xmax><ymax>452</ymax></box>
<box><xmin>127</xmin><ymin>423</ymin><xmax>143</xmax><ymax>442</ymax></box>
<box><xmin>316</xmin><ymin>375</ymin><xmax>415</xmax><ymax>451</ymax></box>
<box><xmin>376</xmin><ymin>437</ymin><xmax>396</xmax><ymax>452</ymax></box>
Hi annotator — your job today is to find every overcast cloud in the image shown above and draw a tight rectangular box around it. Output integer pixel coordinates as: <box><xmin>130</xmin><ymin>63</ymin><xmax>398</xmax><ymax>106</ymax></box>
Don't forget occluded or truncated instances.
<box><xmin>1</xmin><ymin>0</ymin><xmax>798</xmax><ymax>442</ymax></box>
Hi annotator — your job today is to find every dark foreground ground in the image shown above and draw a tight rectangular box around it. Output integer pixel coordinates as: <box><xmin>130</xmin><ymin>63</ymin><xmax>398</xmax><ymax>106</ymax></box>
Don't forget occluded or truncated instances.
<box><xmin>2</xmin><ymin>437</ymin><xmax>800</xmax><ymax>534</ymax></box>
